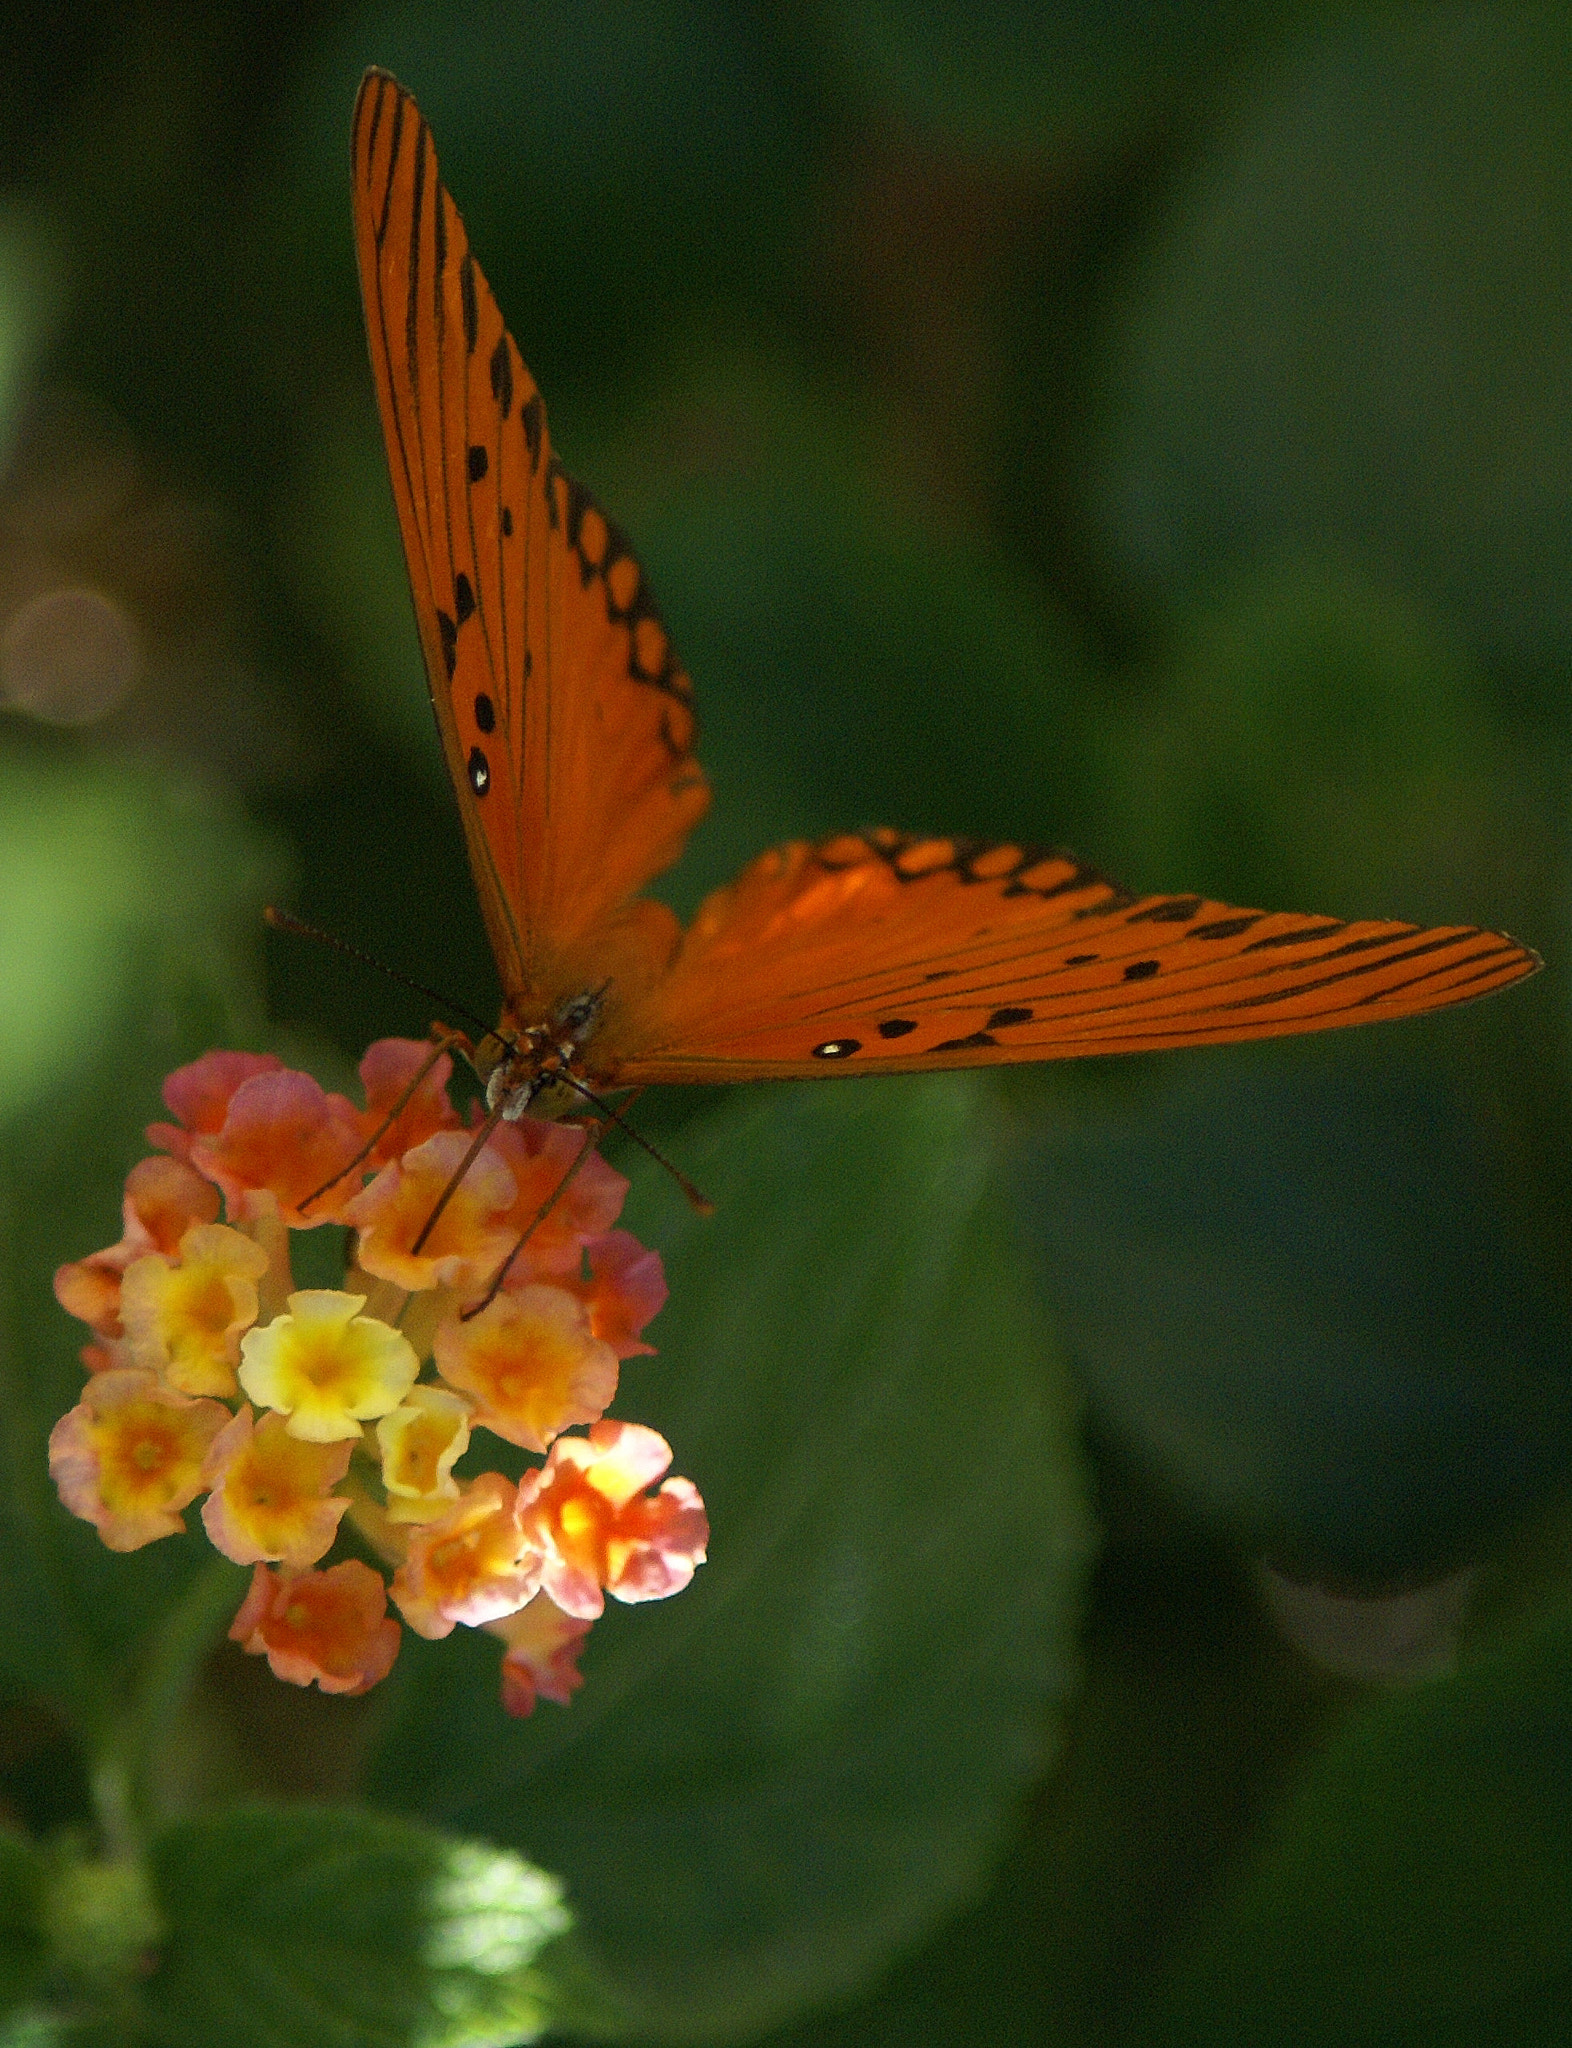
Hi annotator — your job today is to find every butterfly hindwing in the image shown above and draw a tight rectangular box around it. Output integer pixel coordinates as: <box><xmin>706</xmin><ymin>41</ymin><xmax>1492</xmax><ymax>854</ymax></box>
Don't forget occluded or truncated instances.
<box><xmin>351</xmin><ymin>70</ymin><xmax>709</xmax><ymax>1008</ymax></box>
<box><xmin>598</xmin><ymin>830</ymin><xmax>1538</xmax><ymax>1082</ymax></box>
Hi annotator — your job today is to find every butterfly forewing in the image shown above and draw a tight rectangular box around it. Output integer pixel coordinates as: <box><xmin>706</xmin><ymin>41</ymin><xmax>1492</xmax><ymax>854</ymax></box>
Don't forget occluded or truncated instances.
<box><xmin>354</xmin><ymin>71</ymin><xmax>1537</xmax><ymax>1093</ymax></box>
<box><xmin>597</xmin><ymin>831</ymin><xmax>1540</xmax><ymax>1082</ymax></box>
<box><xmin>352</xmin><ymin>70</ymin><xmax>709</xmax><ymax>1008</ymax></box>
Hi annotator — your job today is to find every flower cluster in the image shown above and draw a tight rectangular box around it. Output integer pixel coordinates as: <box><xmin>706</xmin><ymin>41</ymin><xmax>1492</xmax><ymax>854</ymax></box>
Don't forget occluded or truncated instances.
<box><xmin>51</xmin><ymin>1042</ymin><xmax>707</xmax><ymax>1709</ymax></box>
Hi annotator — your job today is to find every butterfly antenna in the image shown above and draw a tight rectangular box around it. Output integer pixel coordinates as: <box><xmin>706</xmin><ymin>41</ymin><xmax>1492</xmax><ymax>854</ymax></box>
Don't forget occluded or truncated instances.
<box><xmin>461</xmin><ymin>1124</ymin><xmax>605</xmax><ymax>1321</ymax></box>
<box><xmin>264</xmin><ymin>906</ymin><xmax>496</xmax><ymax>1042</ymax></box>
<box><xmin>550</xmin><ymin>1071</ymin><xmax>715</xmax><ymax>1215</ymax></box>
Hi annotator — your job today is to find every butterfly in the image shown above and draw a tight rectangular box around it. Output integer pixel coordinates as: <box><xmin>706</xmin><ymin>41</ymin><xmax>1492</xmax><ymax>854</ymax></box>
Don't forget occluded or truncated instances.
<box><xmin>350</xmin><ymin>68</ymin><xmax>1538</xmax><ymax>1128</ymax></box>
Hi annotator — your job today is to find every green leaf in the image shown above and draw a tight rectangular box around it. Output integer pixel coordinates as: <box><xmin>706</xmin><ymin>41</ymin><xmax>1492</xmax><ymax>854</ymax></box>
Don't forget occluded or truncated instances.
<box><xmin>141</xmin><ymin>1805</ymin><xmax>568</xmax><ymax>2048</ymax></box>
<box><xmin>0</xmin><ymin>1830</ymin><xmax>47</xmax><ymax>2019</ymax></box>
<box><xmin>369</xmin><ymin>1075</ymin><xmax>1094</xmax><ymax>2042</ymax></box>
<box><xmin>1095</xmin><ymin>562</ymin><xmax>1520</xmax><ymax>934</ymax></box>
<box><xmin>1091</xmin><ymin>8</ymin><xmax>1572</xmax><ymax>678</ymax></box>
<box><xmin>830</xmin><ymin>0</ymin><xmax>1268</xmax><ymax>160</ymax></box>
<box><xmin>0</xmin><ymin>752</ymin><xmax>284</xmax><ymax>1730</ymax></box>
<box><xmin>1140</xmin><ymin>1612</ymin><xmax>1572</xmax><ymax>2044</ymax></box>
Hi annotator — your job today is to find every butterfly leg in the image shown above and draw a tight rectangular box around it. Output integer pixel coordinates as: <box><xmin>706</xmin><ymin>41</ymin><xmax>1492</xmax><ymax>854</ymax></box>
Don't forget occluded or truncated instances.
<box><xmin>460</xmin><ymin>1122</ymin><xmax>607</xmax><ymax>1321</ymax></box>
<box><xmin>296</xmin><ymin>1029</ymin><xmax>466</xmax><ymax>1214</ymax></box>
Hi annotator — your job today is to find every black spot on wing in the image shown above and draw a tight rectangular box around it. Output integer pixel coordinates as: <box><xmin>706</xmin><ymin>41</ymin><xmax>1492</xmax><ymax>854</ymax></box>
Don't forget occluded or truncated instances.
<box><xmin>1123</xmin><ymin>960</ymin><xmax>1160</xmax><ymax>982</ymax></box>
<box><xmin>812</xmin><ymin>1039</ymin><xmax>860</xmax><ymax>1059</ymax></box>
<box><xmin>1192</xmin><ymin>916</ymin><xmax>1260</xmax><ymax>940</ymax></box>
<box><xmin>500</xmin><ymin>506</ymin><xmax>513</xmax><ymax>537</ymax></box>
<box><xmin>453</xmin><ymin>573</ymin><xmax>475</xmax><ymax>625</ymax></box>
<box><xmin>437</xmin><ymin>610</ymin><xmax>456</xmax><ymax>678</ymax></box>
<box><xmin>930</xmin><ymin>1031</ymin><xmax>999</xmax><ymax>1052</ymax></box>
<box><xmin>521</xmin><ymin>392</ymin><xmax>543</xmax><ymax>472</ymax></box>
<box><xmin>467</xmin><ymin>444</ymin><xmax>488</xmax><ymax>482</ymax></box>
<box><xmin>467</xmin><ymin>747</ymin><xmax>489</xmax><ymax>795</ymax></box>
<box><xmin>877</xmin><ymin>1018</ymin><xmax>917</xmax><ymax>1038</ymax></box>
<box><xmin>1126</xmin><ymin>896</ymin><xmax>1204</xmax><ymax>924</ymax></box>
<box><xmin>489</xmin><ymin>336</ymin><xmax>513</xmax><ymax>419</ymax></box>
<box><xmin>987</xmin><ymin>1006</ymin><xmax>1033</xmax><ymax>1027</ymax></box>
<box><xmin>474</xmin><ymin>692</ymin><xmax>495</xmax><ymax>734</ymax></box>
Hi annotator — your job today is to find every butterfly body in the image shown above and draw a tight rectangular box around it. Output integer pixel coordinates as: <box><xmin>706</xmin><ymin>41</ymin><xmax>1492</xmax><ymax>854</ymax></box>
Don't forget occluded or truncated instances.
<box><xmin>351</xmin><ymin>68</ymin><xmax>1538</xmax><ymax>1108</ymax></box>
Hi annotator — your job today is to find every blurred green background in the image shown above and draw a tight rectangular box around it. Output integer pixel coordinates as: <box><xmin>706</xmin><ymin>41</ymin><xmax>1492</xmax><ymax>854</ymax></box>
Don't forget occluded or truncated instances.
<box><xmin>3</xmin><ymin>2</ymin><xmax>1572</xmax><ymax>2042</ymax></box>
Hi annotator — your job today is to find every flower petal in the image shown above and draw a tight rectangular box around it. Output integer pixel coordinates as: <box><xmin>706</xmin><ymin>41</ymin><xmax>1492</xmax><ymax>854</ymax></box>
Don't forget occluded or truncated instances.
<box><xmin>358</xmin><ymin>1038</ymin><xmax>461</xmax><ymax>1164</ymax></box>
<box><xmin>48</xmin><ymin>1369</ymin><xmax>229</xmax><ymax>1551</ymax></box>
<box><xmin>120</xmin><ymin>1222</ymin><xmax>269</xmax><ymax>1397</ymax></box>
<box><xmin>342</xmin><ymin>1130</ymin><xmax>519</xmax><ymax>1294</ymax></box>
<box><xmin>516</xmin><ymin>1420</ymin><xmax>708</xmax><ymax>1621</ymax></box>
<box><xmin>376</xmin><ymin>1384</ymin><xmax>472</xmax><ymax>1522</ymax></box>
<box><xmin>229</xmin><ymin>1561</ymin><xmax>400</xmax><ymax>1694</ymax></box>
<box><xmin>239</xmin><ymin>1291</ymin><xmax>419</xmax><ymax>1441</ymax></box>
<box><xmin>491</xmin><ymin>1593</ymin><xmax>592</xmax><ymax>1716</ymax></box>
<box><xmin>201</xmin><ymin>1406</ymin><xmax>353</xmax><ymax>1567</ymax></box>
<box><xmin>391</xmin><ymin>1472</ymin><xmax>542</xmax><ymax>1638</ymax></box>
<box><xmin>191</xmin><ymin>1070</ymin><xmax>364</xmax><ymax>1228</ymax></box>
<box><xmin>433</xmin><ymin>1285</ymin><xmax>618</xmax><ymax>1452</ymax></box>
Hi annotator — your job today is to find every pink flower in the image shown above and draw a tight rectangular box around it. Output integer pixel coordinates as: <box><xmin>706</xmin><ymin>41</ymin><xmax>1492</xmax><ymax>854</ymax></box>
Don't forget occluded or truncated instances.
<box><xmin>229</xmin><ymin>1562</ymin><xmax>400</xmax><ymax>1695</ymax></box>
<box><xmin>556</xmin><ymin>1230</ymin><xmax>667</xmax><ymax>1358</ymax></box>
<box><xmin>146</xmin><ymin>1050</ymin><xmax>283</xmax><ymax>1161</ymax></box>
<box><xmin>357</xmin><ymin>1038</ymin><xmax>462</xmax><ymax>1165</ymax></box>
<box><xmin>492</xmin><ymin>1594</ymin><xmax>592</xmax><ymax>1716</ymax></box>
<box><xmin>189</xmin><ymin>1069</ymin><xmax>365</xmax><ymax>1228</ymax></box>
<box><xmin>486</xmin><ymin>1119</ymin><xmax>628</xmax><ymax>1279</ymax></box>
<box><xmin>517</xmin><ymin>1420</ymin><xmax>708</xmax><ymax>1621</ymax></box>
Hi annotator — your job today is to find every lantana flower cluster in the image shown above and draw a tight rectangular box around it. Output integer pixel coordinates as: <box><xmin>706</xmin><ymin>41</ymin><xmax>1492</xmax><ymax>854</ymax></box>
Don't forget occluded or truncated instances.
<box><xmin>51</xmin><ymin>1041</ymin><xmax>707</xmax><ymax>1710</ymax></box>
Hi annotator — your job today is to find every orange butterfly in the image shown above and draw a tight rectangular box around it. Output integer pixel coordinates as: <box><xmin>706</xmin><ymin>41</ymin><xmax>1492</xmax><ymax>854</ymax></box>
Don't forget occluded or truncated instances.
<box><xmin>351</xmin><ymin>69</ymin><xmax>1537</xmax><ymax>1127</ymax></box>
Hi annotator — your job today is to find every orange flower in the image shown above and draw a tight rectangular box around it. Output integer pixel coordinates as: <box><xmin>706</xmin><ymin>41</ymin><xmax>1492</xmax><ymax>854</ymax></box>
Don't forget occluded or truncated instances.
<box><xmin>54</xmin><ymin>1155</ymin><xmax>221</xmax><ymax>1341</ymax></box>
<box><xmin>517</xmin><ymin>1420</ymin><xmax>708</xmax><ymax>1621</ymax></box>
<box><xmin>238</xmin><ymin>1290</ymin><xmax>419</xmax><ymax>1441</ymax></box>
<box><xmin>201</xmin><ymin>1407</ymin><xmax>353</xmax><ymax>1568</ymax></box>
<box><xmin>376</xmin><ymin>1384</ymin><xmax>472</xmax><ymax>1522</ymax></box>
<box><xmin>48</xmin><ymin>1369</ymin><xmax>229</xmax><ymax>1551</ymax></box>
<box><xmin>492</xmin><ymin>1593</ymin><xmax>592</xmax><ymax>1717</ymax></box>
<box><xmin>433</xmin><ymin>1285</ymin><xmax>618</xmax><ymax>1452</ymax></box>
<box><xmin>188</xmin><ymin>1069</ymin><xmax>364</xmax><ymax>1227</ymax></box>
<box><xmin>342</xmin><ymin>1131</ymin><xmax>519</xmax><ymax>1294</ymax></box>
<box><xmin>119</xmin><ymin>1222</ymin><xmax>270</xmax><ymax>1398</ymax></box>
<box><xmin>357</xmin><ymin>1037</ymin><xmax>461</xmax><ymax>1165</ymax></box>
<box><xmin>391</xmin><ymin>1472</ymin><xmax>542</xmax><ymax>1638</ymax></box>
<box><xmin>229</xmin><ymin>1561</ymin><xmax>400</xmax><ymax>1695</ymax></box>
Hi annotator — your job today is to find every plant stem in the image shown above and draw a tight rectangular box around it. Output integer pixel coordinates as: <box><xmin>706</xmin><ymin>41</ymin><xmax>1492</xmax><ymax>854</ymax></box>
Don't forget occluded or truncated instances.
<box><xmin>94</xmin><ymin>1553</ymin><xmax>245</xmax><ymax>1855</ymax></box>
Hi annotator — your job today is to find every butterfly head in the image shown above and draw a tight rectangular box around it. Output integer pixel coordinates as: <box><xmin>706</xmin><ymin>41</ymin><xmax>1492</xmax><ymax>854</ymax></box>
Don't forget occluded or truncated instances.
<box><xmin>479</xmin><ymin>988</ymin><xmax>608</xmax><ymax>1123</ymax></box>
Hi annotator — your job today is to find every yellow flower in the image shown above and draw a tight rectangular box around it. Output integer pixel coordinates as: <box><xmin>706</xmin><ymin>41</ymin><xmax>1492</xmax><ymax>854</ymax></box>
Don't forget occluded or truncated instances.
<box><xmin>48</xmin><ymin>1368</ymin><xmax>229</xmax><ymax>1551</ymax></box>
<box><xmin>120</xmin><ymin>1223</ymin><xmax>270</xmax><ymax>1398</ymax></box>
<box><xmin>238</xmin><ymin>1290</ymin><xmax>418</xmax><ymax>1442</ymax></box>
<box><xmin>201</xmin><ymin>1406</ymin><xmax>353</xmax><ymax>1567</ymax></box>
<box><xmin>377</xmin><ymin>1385</ymin><xmax>473</xmax><ymax>1523</ymax></box>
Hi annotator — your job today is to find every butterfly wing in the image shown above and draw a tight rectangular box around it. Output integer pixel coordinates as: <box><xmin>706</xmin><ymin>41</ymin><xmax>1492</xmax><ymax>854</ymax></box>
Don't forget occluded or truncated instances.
<box><xmin>351</xmin><ymin>70</ymin><xmax>710</xmax><ymax>1010</ymax></box>
<box><xmin>593</xmin><ymin>830</ymin><xmax>1540</xmax><ymax>1083</ymax></box>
